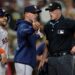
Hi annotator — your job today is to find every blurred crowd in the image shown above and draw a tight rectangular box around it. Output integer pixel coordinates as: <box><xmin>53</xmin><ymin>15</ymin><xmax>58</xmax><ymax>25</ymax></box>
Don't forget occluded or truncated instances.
<box><xmin>0</xmin><ymin>0</ymin><xmax>75</xmax><ymax>75</ymax></box>
<box><xmin>0</xmin><ymin>0</ymin><xmax>75</xmax><ymax>57</ymax></box>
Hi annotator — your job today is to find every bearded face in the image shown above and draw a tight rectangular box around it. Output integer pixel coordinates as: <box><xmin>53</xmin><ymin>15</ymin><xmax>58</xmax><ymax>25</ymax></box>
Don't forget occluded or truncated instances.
<box><xmin>0</xmin><ymin>16</ymin><xmax>8</xmax><ymax>27</ymax></box>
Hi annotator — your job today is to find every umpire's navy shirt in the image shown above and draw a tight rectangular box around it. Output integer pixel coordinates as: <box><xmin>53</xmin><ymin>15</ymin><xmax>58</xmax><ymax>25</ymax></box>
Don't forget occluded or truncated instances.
<box><xmin>14</xmin><ymin>19</ymin><xmax>39</xmax><ymax>68</ymax></box>
<box><xmin>44</xmin><ymin>16</ymin><xmax>75</xmax><ymax>55</ymax></box>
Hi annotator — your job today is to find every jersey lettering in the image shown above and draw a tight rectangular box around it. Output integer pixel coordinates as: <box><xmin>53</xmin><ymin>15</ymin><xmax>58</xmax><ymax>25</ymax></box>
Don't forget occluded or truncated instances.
<box><xmin>2</xmin><ymin>37</ymin><xmax>8</xmax><ymax>44</ymax></box>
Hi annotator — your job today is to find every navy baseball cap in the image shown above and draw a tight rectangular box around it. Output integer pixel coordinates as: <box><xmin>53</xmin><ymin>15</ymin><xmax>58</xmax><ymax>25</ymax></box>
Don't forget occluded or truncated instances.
<box><xmin>0</xmin><ymin>8</ymin><xmax>9</xmax><ymax>17</ymax></box>
<box><xmin>45</xmin><ymin>2</ymin><xmax>61</xmax><ymax>11</ymax></box>
<box><xmin>0</xmin><ymin>8</ymin><xmax>10</xmax><ymax>22</ymax></box>
<box><xmin>24</xmin><ymin>5</ymin><xmax>41</xmax><ymax>13</ymax></box>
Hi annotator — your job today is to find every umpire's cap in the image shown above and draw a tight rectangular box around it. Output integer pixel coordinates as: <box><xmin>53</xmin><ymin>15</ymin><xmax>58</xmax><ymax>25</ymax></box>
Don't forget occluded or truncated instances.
<box><xmin>45</xmin><ymin>2</ymin><xmax>61</xmax><ymax>11</ymax></box>
<box><xmin>24</xmin><ymin>5</ymin><xmax>41</xmax><ymax>13</ymax></box>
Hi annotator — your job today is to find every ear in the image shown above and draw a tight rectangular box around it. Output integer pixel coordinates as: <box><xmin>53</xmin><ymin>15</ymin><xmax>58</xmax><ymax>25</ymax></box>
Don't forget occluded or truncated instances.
<box><xmin>22</xmin><ymin>14</ymin><xmax>25</xmax><ymax>19</ymax></box>
<box><xmin>24</xmin><ymin>12</ymin><xmax>31</xmax><ymax>18</ymax></box>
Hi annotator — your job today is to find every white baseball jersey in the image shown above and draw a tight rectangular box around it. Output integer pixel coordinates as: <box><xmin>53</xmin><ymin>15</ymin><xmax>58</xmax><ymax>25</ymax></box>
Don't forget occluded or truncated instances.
<box><xmin>0</xmin><ymin>26</ymin><xmax>9</xmax><ymax>75</ymax></box>
<box><xmin>0</xmin><ymin>26</ymin><xmax>8</xmax><ymax>56</ymax></box>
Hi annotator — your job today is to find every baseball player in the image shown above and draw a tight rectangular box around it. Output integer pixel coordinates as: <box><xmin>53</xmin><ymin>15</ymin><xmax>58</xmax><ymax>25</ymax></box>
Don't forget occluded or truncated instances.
<box><xmin>0</xmin><ymin>8</ymin><xmax>9</xmax><ymax>75</ymax></box>
<box><xmin>14</xmin><ymin>5</ymin><xmax>41</xmax><ymax>75</ymax></box>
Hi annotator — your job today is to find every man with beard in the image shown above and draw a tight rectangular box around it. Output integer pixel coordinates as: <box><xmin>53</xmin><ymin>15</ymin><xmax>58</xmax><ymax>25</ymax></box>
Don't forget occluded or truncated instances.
<box><xmin>0</xmin><ymin>8</ymin><xmax>9</xmax><ymax>75</ymax></box>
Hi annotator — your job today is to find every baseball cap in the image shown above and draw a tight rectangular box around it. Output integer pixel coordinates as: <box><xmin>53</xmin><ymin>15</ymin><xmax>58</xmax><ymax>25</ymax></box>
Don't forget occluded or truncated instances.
<box><xmin>45</xmin><ymin>2</ymin><xmax>61</xmax><ymax>11</ymax></box>
<box><xmin>0</xmin><ymin>8</ymin><xmax>10</xmax><ymax>22</ymax></box>
<box><xmin>24</xmin><ymin>5</ymin><xmax>41</xmax><ymax>13</ymax></box>
<box><xmin>0</xmin><ymin>8</ymin><xmax>9</xmax><ymax>17</ymax></box>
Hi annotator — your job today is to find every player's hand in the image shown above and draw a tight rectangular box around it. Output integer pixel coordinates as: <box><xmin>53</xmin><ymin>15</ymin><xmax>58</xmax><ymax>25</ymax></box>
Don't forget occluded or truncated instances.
<box><xmin>1</xmin><ymin>54</ymin><xmax>7</xmax><ymax>64</ymax></box>
<box><xmin>70</xmin><ymin>46</ymin><xmax>75</xmax><ymax>54</ymax></box>
<box><xmin>36</xmin><ymin>55</ymin><xmax>43</xmax><ymax>62</ymax></box>
<box><xmin>32</xmin><ymin>21</ymin><xmax>41</xmax><ymax>30</ymax></box>
<box><xmin>36</xmin><ymin>55</ymin><xmax>44</xmax><ymax>70</ymax></box>
<box><xmin>38</xmin><ymin>55</ymin><xmax>47</xmax><ymax>70</ymax></box>
<box><xmin>38</xmin><ymin>58</ymin><xmax>46</xmax><ymax>70</ymax></box>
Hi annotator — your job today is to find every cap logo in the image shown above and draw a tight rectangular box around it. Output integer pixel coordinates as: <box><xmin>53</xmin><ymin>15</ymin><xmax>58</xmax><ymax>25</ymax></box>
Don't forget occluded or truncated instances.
<box><xmin>2</xmin><ymin>9</ymin><xmax>5</xmax><ymax>12</ymax></box>
<box><xmin>34</xmin><ymin>5</ymin><xmax>37</xmax><ymax>9</ymax></box>
<box><xmin>49</xmin><ymin>3</ymin><xmax>53</xmax><ymax>6</ymax></box>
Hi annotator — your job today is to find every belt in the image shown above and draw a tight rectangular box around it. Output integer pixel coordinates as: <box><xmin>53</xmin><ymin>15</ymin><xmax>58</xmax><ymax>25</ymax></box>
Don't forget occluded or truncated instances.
<box><xmin>50</xmin><ymin>52</ymin><xmax>70</xmax><ymax>57</ymax></box>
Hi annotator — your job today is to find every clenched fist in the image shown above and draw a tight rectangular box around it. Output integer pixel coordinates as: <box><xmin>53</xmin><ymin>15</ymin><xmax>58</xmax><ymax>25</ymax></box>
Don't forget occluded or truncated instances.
<box><xmin>32</xmin><ymin>21</ymin><xmax>41</xmax><ymax>30</ymax></box>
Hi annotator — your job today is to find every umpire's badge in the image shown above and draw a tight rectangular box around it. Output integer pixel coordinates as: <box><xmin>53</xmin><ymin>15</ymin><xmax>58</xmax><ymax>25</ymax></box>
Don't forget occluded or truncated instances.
<box><xmin>57</xmin><ymin>29</ymin><xmax>64</xmax><ymax>34</ymax></box>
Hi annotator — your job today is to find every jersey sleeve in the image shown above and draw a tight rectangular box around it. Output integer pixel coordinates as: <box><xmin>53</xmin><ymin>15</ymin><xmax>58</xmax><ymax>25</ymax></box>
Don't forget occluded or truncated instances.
<box><xmin>0</xmin><ymin>32</ymin><xmax>6</xmax><ymax>54</ymax></box>
<box><xmin>36</xmin><ymin>42</ymin><xmax>46</xmax><ymax>55</ymax></box>
<box><xmin>18</xmin><ymin>23</ymin><xmax>34</xmax><ymax>37</ymax></box>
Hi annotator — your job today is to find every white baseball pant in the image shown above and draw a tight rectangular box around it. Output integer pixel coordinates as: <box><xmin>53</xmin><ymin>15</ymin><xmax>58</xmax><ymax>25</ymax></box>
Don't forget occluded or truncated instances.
<box><xmin>15</xmin><ymin>63</ymin><xmax>33</xmax><ymax>75</ymax></box>
<box><xmin>0</xmin><ymin>62</ymin><xmax>6</xmax><ymax>75</ymax></box>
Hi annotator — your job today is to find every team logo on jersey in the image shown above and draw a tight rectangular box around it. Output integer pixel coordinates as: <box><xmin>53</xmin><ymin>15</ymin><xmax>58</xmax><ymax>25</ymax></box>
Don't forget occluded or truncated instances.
<box><xmin>2</xmin><ymin>37</ymin><xmax>8</xmax><ymax>44</ymax></box>
<box><xmin>57</xmin><ymin>29</ymin><xmax>64</xmax><ymax>34</ymax></box>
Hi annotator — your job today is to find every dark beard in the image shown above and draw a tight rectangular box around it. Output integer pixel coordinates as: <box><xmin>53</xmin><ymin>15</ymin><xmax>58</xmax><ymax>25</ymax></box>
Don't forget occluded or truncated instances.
<box><xmin>0</xmin><ymin>23</ymin><xmax>7</xmax><ymax>29</ymax></box>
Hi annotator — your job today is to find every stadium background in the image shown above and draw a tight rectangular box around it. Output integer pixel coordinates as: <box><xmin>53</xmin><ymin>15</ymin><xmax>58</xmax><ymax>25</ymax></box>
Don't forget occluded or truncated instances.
<box><xmin>1</xmin><ymin>0</ymin><xmax>75</xmax><ymax>75</ymax></box>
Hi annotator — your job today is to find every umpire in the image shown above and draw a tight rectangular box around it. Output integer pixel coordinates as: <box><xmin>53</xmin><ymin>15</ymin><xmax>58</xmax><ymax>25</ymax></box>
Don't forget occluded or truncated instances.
<box><xmin>44</xmin><ymin>1</ymin><xmax>75</xmax><ymax>75</ymax></box>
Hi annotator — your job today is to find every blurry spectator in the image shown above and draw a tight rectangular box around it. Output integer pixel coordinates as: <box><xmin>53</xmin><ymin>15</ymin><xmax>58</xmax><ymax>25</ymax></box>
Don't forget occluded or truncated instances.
<box><xmin>2</xmin><ymin>1</ymin><xmax>10</xmax><ymax>10</ymax></box>
<box><xmin>63</xmin><ymin>0</ymin><xmax>75</xmax><ymax>19</ymax></box>
<box><xmin>16</xmin><ymin>0</ymin><xmax>31</xmax><ymax>12</ymax></box>
<box><xmin>16</xmin><ymin>0</ymin><xmax>24</xmax><ymax>9</ymax></box>
<box><xmin>25</xmin><ymin>0</ymin><xmax>36</xmax><ymax>6</ymax></box>
<box><xmin>37</xmin><ymin>0</ymin><xmax>47</xmax><ymax>8</ymax></box>
<box><xmin>73</xmin><ymin>0</ymin><xmax>75</xmax><ymax>8</ymax></box>
<box><xmin>8</xmin><ymin>0</ymin><xmax>21</xmax><ymax>30</ymax></box>
<box><xmin>37</xmin><ymin>0</ymin><xmax>50</xmax><ymax>24</ymax></box>
<box><xmin>0</xmin><ymin>0</ymin><xmax>5</xmax><ymax>7</ymax></box>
